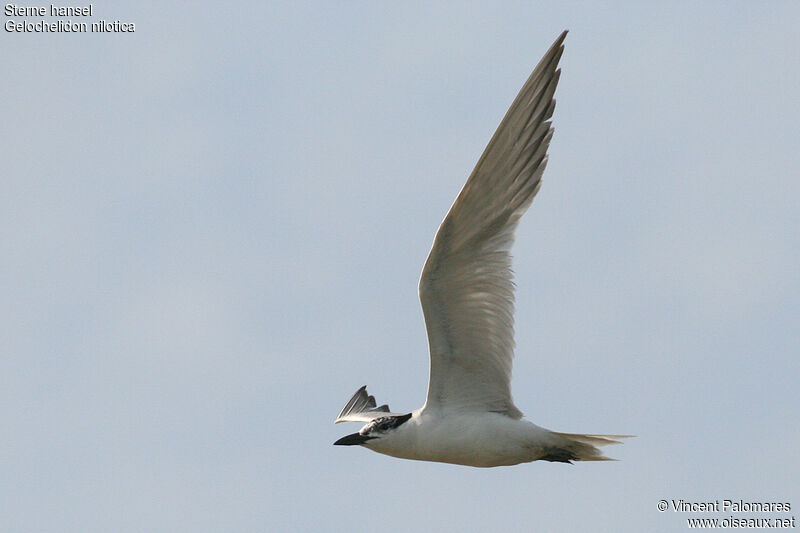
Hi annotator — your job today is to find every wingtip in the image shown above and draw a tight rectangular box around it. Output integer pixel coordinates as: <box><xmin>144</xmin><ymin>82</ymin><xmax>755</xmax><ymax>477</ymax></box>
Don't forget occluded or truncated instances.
<box><xmin>540</xmin><ymin>31</ymin><xmax>567</xmax><ymax>60</ymax></box>
<box><xmin>335</xmin><ymin>385</ymin><xmax>395</xmax><ymax>424</ymax></box>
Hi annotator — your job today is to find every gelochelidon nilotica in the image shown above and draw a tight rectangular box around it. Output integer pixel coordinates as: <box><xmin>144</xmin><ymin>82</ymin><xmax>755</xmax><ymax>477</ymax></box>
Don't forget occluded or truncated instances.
<box><xmin>334</xmin><ymin>31</ymin><xmax>630</xmax><ymax>467</ymax></box>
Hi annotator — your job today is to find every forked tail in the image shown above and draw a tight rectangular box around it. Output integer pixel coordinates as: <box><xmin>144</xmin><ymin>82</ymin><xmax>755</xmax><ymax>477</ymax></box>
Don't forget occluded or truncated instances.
<box><xmin>544</xmin><ymin>432</ymin><xmax>633</xmax><ymax>463</ymax></box>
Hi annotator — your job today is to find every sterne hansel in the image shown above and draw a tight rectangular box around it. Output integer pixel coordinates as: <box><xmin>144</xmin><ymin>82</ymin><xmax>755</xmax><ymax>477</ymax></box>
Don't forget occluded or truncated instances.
<box><xmin>334</xmin><ymin>31</ymin><xmax>630</xmax><ymax>467</ymax></box>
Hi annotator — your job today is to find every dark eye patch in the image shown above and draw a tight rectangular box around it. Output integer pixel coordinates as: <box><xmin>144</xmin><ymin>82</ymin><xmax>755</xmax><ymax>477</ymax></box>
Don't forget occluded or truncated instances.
<box><xmin>361</xmin><ymin>413</ymin><xmax>412</xmax><ymax>434</ymax></box>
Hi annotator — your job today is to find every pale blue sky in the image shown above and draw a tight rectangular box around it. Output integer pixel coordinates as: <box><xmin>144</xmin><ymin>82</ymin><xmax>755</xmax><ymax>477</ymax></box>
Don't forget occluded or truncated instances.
<box><xmin>3</xmin><ymin>2</ymin><xmax>799</xmax><ymax>531</ymax></box>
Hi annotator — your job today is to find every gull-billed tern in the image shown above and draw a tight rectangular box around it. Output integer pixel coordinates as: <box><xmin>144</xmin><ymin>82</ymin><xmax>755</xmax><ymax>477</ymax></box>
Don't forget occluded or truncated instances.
<box><xmin>334</xmin><ymin>31</ymin><xmax>629</xmax><ymax>467</ymax></box>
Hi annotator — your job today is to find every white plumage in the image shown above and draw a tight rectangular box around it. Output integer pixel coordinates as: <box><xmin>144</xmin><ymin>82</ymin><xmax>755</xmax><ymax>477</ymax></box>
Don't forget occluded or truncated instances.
<box><xmin>334</xmin><ymin>31</ymin><xmax>629</xmax><ymax>467</ymax></box>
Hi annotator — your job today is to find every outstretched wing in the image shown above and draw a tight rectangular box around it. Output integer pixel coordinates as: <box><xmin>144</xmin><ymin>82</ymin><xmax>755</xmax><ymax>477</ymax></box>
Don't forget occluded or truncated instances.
<box><xmin>420</xmin><ymin>31</ymin><xmax>566</xmax><ymax>418</ymax></box>
<box><xmin>334</xmin><ymin>386</ymin><xmax>402</xmax><ymax>424</ymax></box>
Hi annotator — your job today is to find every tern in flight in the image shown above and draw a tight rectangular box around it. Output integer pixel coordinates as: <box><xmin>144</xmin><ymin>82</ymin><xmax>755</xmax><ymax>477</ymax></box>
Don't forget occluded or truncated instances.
<box><xmin>334</xmin><ymin>31</ymin><xmax>629</xmax><ymax>467</ymax></box>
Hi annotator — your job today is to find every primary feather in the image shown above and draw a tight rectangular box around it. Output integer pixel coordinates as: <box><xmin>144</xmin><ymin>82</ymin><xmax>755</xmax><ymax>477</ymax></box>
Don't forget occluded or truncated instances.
<box><xmin>334</xmin><ymin>385</ymin><xmax>402</xmax><ymax>424</ymax></box>
<box><xmin>420</xmin><ymin>31</ymin><xmax>566</xmax><ymax>418</ymax></box>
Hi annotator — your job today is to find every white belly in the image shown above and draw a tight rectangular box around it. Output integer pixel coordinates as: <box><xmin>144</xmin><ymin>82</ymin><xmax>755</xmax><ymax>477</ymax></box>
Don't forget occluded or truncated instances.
<box><xmin>364</xmin><ymin>410</ymin><xmax>555</xmax><ymax>467</ymax></box>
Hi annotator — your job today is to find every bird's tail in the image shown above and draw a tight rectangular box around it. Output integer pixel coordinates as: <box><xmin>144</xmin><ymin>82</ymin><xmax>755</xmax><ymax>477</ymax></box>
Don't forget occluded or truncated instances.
<box><xmin>544</xmin><ymin>432</ymin><xmax>633</xmax><ymax>462</ymax></box>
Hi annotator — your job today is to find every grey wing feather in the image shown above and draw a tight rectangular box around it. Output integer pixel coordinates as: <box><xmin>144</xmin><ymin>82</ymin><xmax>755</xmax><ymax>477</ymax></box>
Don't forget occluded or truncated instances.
<box><xmin>334</xmin><ymin>386</ymin><xmax>399</xmax><ymax>424</ymax></box>
<box><xmin>420</xmin><ymin>31</ymin><xmax>567</xmax><ymax>417</ymax></box>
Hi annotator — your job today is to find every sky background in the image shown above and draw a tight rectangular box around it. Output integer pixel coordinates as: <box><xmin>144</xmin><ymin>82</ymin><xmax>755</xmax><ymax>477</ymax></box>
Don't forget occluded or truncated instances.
<box><xmin>3</xmin><ymin>2</ymin><xmax>799</xmax><ymax>532</ymax></box>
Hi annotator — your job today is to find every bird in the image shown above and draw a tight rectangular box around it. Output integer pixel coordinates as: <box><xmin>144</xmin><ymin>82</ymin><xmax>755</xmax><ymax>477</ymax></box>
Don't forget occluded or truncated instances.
<box><xmin>333</xmin><ymin>31</ymin><xmax>629</xmax><ymax>467</ymax></box>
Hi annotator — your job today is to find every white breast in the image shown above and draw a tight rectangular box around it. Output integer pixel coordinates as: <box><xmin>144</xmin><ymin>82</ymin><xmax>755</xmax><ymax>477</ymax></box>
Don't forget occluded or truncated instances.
<box><xmin>364</xmin><ymin>410</ymin><xmax>556</xmax><ymax>467</ymax></box>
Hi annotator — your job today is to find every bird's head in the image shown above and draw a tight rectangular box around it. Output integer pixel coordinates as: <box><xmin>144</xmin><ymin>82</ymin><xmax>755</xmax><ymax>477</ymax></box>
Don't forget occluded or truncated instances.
<box><xmin>333</xmin><ymin>413</ymin><xmax>412</xmax><ymax>446</ymax></box>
